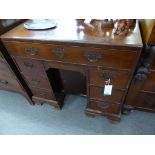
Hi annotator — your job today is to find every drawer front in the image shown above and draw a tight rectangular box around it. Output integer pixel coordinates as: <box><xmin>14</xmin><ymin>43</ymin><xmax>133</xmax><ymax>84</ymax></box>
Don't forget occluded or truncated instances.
<box><xmin>31</xmin><ymin>87</ymin><xmax>55</xmax><ymax>100</ymax></box>
<box><xmin>89</xmin><ymin>86</ymin><xmax>124</xmax><ymax>103</ymax></box>
<box><xmin>4</xmin><ymin>41</ymin><xmax>137</xmax><ymax>69</ymax></box>
<box><xmin>13</xmin><ymin>57</ymin><xmax>46</xmax><ymax>76</ymax></box>
<box><xmin>89</xmin><ymin>69</ymin><xmax>130</xmax><ymax>89</ymax></box>
<box><xmin>134</xmin><ymin>92</ymin><xmax>155</xmax><ymax>111</ymax></box>
<box><xmin>23</xmin><ymin>74</ymin><xmax>51</xmax><ymax>89</ymax></box>
<box><xmin>87</xmin><ymin>100</ymin><xmax>121</xmax><ymax>115</ymax></box>
<box><xmin>143</xmin><ymin>71</ymin><xmax>155</xmax><ymax>92</ymax></box>
<box><xmin>0</xmin><ymin>74</ymin><xmax>22</xmax><ymax>90</ymax></box>
<box><xmin>0</xmin><ymin>61</ymin><xmax>13</xmax><ymax>76</ymax></box>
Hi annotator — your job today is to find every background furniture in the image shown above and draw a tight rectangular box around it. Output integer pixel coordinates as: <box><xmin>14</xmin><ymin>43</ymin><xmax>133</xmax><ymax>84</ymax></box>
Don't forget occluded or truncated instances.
<box><xmin>123</xmin><ymin>19</ymin><xmax>155</xmax><ymax>114</ymax></box>
<box><xmin>1</xmin><ymin>19</ymin><xmax>142</xmax><ymax>123</ymax></box>
<box><xmin>0</xmin><ymin>19</ymin><xmax>32</xmax><ymax>104</ymax></box>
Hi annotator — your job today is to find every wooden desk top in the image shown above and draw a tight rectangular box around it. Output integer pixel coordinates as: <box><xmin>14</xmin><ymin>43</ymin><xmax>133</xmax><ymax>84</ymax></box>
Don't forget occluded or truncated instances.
<box><xmin>1</xmin><ymin>19</ymin><xmax>143</xmax><ymax>48</ymax></box>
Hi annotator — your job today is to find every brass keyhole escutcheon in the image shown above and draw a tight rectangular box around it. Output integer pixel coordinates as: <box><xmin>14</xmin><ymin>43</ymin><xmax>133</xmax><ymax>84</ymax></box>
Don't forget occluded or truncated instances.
<box><xmin>23</xmin><ymin>61</ymin><xmax>33</xmax><ymax>68</ymax></box>
<box><xmin>99</xmin><ymin>73</ymin><xmax>115</xmax><ymax>80</ymax></box>
<box><xmin>39</xmin><ymin>91</ymin><xmax>46</xmax><ymax>96</ymax></box>
<box><xmin>98</xmin><ymin>101</ymin><xmax>109</xmax><ymax>109</ymax></box>
<box><xmin>32</xmin><ymin>78</ymin><xmax>40</xmax><ymax>85</ymax></box>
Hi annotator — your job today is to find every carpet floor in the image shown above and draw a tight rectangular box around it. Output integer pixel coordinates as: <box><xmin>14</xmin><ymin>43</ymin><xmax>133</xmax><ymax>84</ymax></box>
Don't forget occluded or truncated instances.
<box><xmin>0</xmin><ymin>90</ymin><xmax>155</xmax><ymax>135</ymax></box>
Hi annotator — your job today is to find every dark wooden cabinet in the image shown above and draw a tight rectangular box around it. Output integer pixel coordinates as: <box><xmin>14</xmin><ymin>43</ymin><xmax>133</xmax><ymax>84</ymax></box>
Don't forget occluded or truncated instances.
<box><xmin>0</xmin><ymin>19</ymin><xmax>32</xmax><ymax>103</ymax></box>
<box><xmin>123</xmin><ymin>20</ymin><xmax>155</xmax><ymax>114</ymax></box>
<box><xmin>1</xmin><ymin>19</ymin><xmax>142</xmax><ymax>122</ymax></box>
<box><xmin>123</xmin><ymin>45</ymin><xmax>155</xmax><ymax>113</ymax></box>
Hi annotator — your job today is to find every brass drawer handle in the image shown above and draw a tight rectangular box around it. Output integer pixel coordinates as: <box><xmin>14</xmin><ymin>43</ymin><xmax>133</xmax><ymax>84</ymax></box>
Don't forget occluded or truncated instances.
<box><xmin>32</xmin><ymin>78</ymin><xmax>40</xmax><ymax>85</ymax></box>
<box><xmin>84</xmin><ymin>52</ymin><xmax>102</xmax><ymax>63</ymax></box>
<box><xmin>99</xmin><ymin>73</ymin><xmax>115</xmax><ymax>79</ymax></box>
<box><xmin>23</xmin><ymin>61</ymin><xmax>33</xmax><ymax>68</ymax></box>
<box><xmin>39</xmin><ymin>91</ymin><xmax>46</xmax><ymax>96</ymax></box>
<box><xmin>0</xmin><ymin>79</ymin><xmax>8</xmax><ymax>85</ymax></box>
<box><xmin>53</xmin><ymin>48</ymin><xmax>65</xmax><ymax>58</ymax></box>
<box><xmin>98</xmin><ymin>101</ymin><xmax>109</xmax><ymax>108</ymax></box>
<box><xmin>25</xmin><ymin>47</ymin><xmax>38</xmax><ymax>56</ymax></box>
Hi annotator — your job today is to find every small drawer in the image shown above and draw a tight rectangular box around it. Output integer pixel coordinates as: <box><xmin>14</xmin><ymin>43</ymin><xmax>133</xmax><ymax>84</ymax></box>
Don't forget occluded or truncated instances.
<box><xmin>4</xmin><ymin>41</ymin><xmax>137</xmax><ymax>69</ymax></box>
<box><xmin>89</xmin><ymin>86</ymin><xmax>124</xmax><ymax>103</ymax></box>
<box><xmin>87</xmin><ymin>100</ymin><xmax>121</xmax><ymax>115</ymax></box>
<box><xmin>89</xmin><ymin>69</ymin><xmax>130</xmax><ymax>89</ymax></box>
<box><xmin>23</xmin><ymin>74</ymin><xmax>51</xmax><ymax>89</ymax></box>
<box><xmin>0</xmin><ymin>61</ymin><xmax>13</xmax><ymax>76</ymax></box>
<box><xmin>143</xmin><ymin>71</ymin><xmax>155</xmax><ymax>92</ymax></box>
<box><xmin>31</xmin><ymin>87</ymin><xmax>55</xmax><ymax>100</ymax></box>
<box><xmin>13</xmin><ymin>56</ymin><xmax>46</xmax><ymax>76</ymax></box>
<box><xmin>0</xmin><ymin>74</ymin><xmax>22</xmax><ymax>91</ymax></box>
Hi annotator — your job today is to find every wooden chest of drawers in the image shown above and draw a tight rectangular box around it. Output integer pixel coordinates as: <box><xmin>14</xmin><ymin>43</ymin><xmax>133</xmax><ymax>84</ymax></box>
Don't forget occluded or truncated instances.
<box><xmin>1</xmin><ymin>19</ymin><xmax>143</xmax><ymax>123</ymax></box>
<box><xmin>123</xmin><ymin>20</ymin><xmax>155</xmax><ymax>114</ymax></box>
<box><xmin>0</xmin><ymin>56</ymin><xmax>21</xmax><ymax>91</ymax></box>
<box><xmin>0</xmin><ymin>19</ymin><xmax>32</xmax><ymax>103</ymax></box>
<box><xmin>123</xmin><ymin>45</ymin><xmax>155</xmax><ymax>113</ymax></box>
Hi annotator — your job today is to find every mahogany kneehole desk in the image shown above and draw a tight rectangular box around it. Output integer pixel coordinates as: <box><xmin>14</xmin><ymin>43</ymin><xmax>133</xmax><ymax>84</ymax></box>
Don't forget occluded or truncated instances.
<box><xmin>1</xmin><ymin>20</ymin><xmax>143</xmax><ymax>123</ymax></box>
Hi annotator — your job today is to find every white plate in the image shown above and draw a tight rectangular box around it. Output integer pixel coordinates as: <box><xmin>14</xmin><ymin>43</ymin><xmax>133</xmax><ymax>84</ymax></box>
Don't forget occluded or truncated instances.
<box><xmin>24</xmin><ymin>20</ymin><xmax>57</xmax><ymax>30</ymax></box>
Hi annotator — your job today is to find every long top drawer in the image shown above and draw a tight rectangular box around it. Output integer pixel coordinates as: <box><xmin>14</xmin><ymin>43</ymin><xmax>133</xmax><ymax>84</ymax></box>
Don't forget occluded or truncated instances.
<box><xmin>3</xmin><ymin>41</ymin><xmax>138</xmax><ymax>69</ymax></box>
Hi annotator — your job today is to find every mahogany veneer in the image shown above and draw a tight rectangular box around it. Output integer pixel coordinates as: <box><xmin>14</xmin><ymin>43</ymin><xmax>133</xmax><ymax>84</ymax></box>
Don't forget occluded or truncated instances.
<box><xmin>1</xmin><ymin>19</ymin><xmax>143</xmax><ymax>122</ymax></box>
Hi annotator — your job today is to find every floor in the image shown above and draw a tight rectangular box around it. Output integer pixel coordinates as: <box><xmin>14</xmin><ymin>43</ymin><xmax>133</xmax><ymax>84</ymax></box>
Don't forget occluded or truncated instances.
<box><xmin>0</xmin><ymin>89</ymin><xmax>155</xmax><ymax>135</ymax></box>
